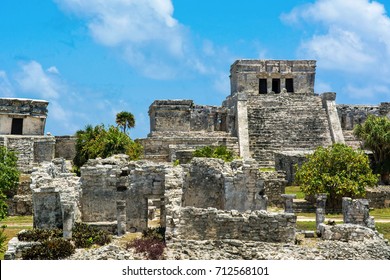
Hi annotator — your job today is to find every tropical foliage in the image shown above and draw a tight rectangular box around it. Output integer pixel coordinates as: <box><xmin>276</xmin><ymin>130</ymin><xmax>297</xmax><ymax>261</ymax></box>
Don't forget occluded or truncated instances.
<box><xmin>294</xmin><ymin>143</ymin><xmax>378</xmax><ymax>209</ymax></box>
<box><xmin>192</xmin><ymin>145</ymin><xmax>235</xmax><ymax>162</ymax></box>
<box><xmin>116</xmin><ymin>111</ymin><xmax>135</xmax><ymax>135</ymax></box>
<box><xmin>354</xmin><ymin>115</ymin><xmax>390</xmax><ymax>184</ymax></box>
<box><xmin>0</xmin><ymin>146</ymin><xmax>19</xmax><ymax>220</ymax></box>
<box><xmin>73</xmin><ymin>124</ymin><xmax>143</xmax><ymax>173</ymax></box>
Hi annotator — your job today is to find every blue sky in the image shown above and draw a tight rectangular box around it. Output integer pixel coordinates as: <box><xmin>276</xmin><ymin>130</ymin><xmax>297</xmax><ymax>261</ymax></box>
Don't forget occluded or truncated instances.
<box><xmin>1</xmin><ymin>0</ymin><xmax>389</xmax><ymax>139</ymax></box>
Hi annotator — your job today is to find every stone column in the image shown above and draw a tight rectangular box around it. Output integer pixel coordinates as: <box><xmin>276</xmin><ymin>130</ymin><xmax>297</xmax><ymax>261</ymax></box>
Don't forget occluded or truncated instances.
<box><xmin>316</xmin><ymin>194</ymin><xmax>327</xmax><ymax>234</ymax></box>
<box><xmin>116</xmin><ymin>200</ymin><xmax>126</xmax><ymax>236</ymax></box>
<box><xmin>281</xmin><ymin>194</ymin><xmax>296</xmax><ymax>213</ymax></box>
<box><xmin>62</xmin><ymin>202</ymin><xmax>74</xmax><ymax>239</ymax></box>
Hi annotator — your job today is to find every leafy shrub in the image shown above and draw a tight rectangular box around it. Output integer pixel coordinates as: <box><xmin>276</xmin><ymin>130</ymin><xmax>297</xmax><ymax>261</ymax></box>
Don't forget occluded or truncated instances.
<box><xmin>127</xmin><ymin>238</ymin><xmax>165</xmax><ymax>260</ymax></box>
<box><xmin>73</xmin><ymin>124</ymin><xmax>143</xmax><ymax>174</ymax></box>
<box><xmin>193</xmin><ymin>145</ymin><xmax>235</xmax><ymax>162</ymax></box>
<box><xmin>0</xmin><ymin>225</ymin><xmax>7</xmax><ymax>253</ymax></box>
<box><xmin>72</xmin><ymin>223</ymin><xmax>112</xmax><ymax>248</ymax></box>
<box><xmin>22</xmin><ymin>238</ymin><xmax>75</xmax><ymax>260</ymax></box>
<box><xmin>354</xmin><ymin>114</ymin><xmax>390</xmax><ymax>184</ymax></box>
<box><xmin>17</xmin><ymin>228</ymin><xmax>63</xmax><ymax>242</ymax></box>
<box><xmin>295</xmin><ymin>143</ymin><xmax>378</xmax><ymax>210</ymax></box>
<box><xmin>0</xmin><ymin>146</ymin><xmax>20</xmax><ymax>220</ymax></box>
<box><xmin>142</xmin><ymin>226</ymin><xmax>165</xmax><ymax>242</ymax></box>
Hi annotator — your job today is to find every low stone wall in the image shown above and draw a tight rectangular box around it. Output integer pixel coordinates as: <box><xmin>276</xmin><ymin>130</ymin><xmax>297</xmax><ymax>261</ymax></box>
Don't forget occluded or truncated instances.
<box><xmin>258</xmin><ymin>171</ymin><xmax>287</xmax><ymax>206</ymax></box>
<box><xmin>274</xmin><ymin>150</ymin><xmax>312</xmax><ymax>185</ymax></box>
<box><xmin>342</xmin><ymin>198</ymin><xmax>375</xmax><ymax>229</ymax></box>
<box><xmin>319</xmin><ymin>224</ymin><xmax>383</xmax><ymax>242</ymax></box>
<box><xmin>366</xmin><ymin>186</ymin><xmax>390</xmax><ymax>208</ymax></box>
<box><xmin>169</xmin><ymin>207</ymin><xmax>296</xmax><ymax>243</ymax></box>
<box><xmin>0</xmin><ymin>135</ymin><xmax>55</xmax><ymax>173</ymax></box>
<box><xmin>55</xmin><ymin>136</ymin><xmax>76</xmax><ymax>160</ymax></box>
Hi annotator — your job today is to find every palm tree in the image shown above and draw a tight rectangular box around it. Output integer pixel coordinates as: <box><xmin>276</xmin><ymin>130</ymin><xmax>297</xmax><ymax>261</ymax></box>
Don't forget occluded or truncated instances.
<box><xmin>354</xmin><ymin>115</ymin><xmax>390</xmax><ymax>184</ymax></box>
<box><xmin>116</xmin><ymin>111</ymin><xmax>135</xmax><ymax>135</ymax></box>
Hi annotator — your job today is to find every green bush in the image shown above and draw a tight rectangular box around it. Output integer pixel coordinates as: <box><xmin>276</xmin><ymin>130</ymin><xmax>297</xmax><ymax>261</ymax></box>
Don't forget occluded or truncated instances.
<box><xmin>193</xmin><ymin>145</ymin><xmax>235</xmax><ymax>162</ymax></box>
<box><xmin>73</xmin><ymin>124</ymin><xmax>143</xmax><ymax>174</ymax></box>
<box><xmin>0</xmin><ymin>225</ymin><xmax>7</xmax><ymax>254</ymax></box>
<box><xmin>72</xmin><ymin>223</ymin><xmax>112</xmax><ymax>248</ymax></box>
<box><xmin>354</xmin><ymin>115</ymin><xmax>390</xmax><ymax>184</ymax></box>
<box><xmin>0</xmin><ymin>146</ymin><xmax>20</xmax><ymax>220</ymax></box>
<box><xmin>17</xmin><ymin>228</ymin><xmax>63</xmax><ymax>242</ymax></box>
<box><xmin>142</xmin><ymin>226</ymin><xmax>165</xmax><ymax>242</ymax></box>
<box><xmin>22</xmin><ymin>238</ymin><xmax>75</xmax><ymax>260</ymax></box>
<box><xmin>295</xmin><ymin>143</ymin><xmax>378</xmax><ymax>210</ymax></box>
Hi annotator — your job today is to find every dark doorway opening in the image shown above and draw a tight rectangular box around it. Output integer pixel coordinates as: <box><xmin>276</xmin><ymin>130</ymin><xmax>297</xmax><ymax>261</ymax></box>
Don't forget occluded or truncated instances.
<box><xmin>11</xmin><ymin>118</ymin><xmax>23</xmax><ymax>135</ymax></box>
<box><xmin>286</xmin><ymin>78</ymin><xmax>294</xmax><ymax>92</ymax></box>
<box><xmin>259</xmin><ymin>79</ymin><xmax>267</xmax><ymax>94</ymax></box>
<box><xmin>272</xmin><ymin>79</ymin><xmax>281</xmax><ymax>93</ymax></box>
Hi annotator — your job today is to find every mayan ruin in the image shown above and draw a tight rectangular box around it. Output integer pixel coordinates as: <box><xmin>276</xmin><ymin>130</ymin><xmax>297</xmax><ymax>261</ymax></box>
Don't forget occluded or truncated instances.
<box><xmin>0</xmin><ymin>59</ymin><xmax>389</xmax><ymax>261</ymax></box>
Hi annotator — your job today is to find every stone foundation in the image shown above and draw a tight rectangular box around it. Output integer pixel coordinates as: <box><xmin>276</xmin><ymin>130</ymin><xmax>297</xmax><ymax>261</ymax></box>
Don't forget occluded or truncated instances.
<box><xmin>168</xmin><ymin>207</ymin><xmax>296</xmax><ymax>243</ymax></box>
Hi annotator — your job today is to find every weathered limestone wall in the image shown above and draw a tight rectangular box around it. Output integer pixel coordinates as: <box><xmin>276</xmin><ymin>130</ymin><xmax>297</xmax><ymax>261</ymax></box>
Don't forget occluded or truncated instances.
<box><xmin>0</xmin><ymin>136</ymin><xmax>55</xmax><ymax>173</ymax></box>
<box><xmin>142</xmin><ymin>134</ymin><xmax>239</xmax><ymax>162</ymax></box>
<box><xmin>30</xmin><ymin>159</ymin><xmax>81</xmax><ymax>229</ymax></box>
<box><xmin>6</xmin><ymin>175</ymin><xmax>33</xmax><ymax>216</ymax></box>
<box><xmin>149</xmin><ymin>100</ymin><xmax>229</xmax><ymax>133</ymax></box>
<box><xmin>230</xmin><ymin>60</ymin><xmax>316</xmax><ymax>95</ymax></box>
<box><xmin>342</xmin><ymin>198</ymin><xmax>375</xmax><ymax>229</ymax></box>
<box><xmin>80</xmin><ymin>156</ymin><xmax>127</xmax><ymax>223</ymax></box>
<box><xmin>169</xmin><ymin>207</ymin><xmax>296</xmax><ymax>243</ymax></box>
<box><xmin>319</xmin><ymin>224</ymin><xmax>383</xmax><ymax>242</ymax></box>
<box><xmin>182</xmin><ymin>158</ymin><xmax>225</xmax><ymax>209</ymax></box>
<box><xmin>366</xmin><ymin>186</ymin><xmax>390</xmax><ymax>208</ymax></box>
<box><xmin>258</xmin><ymin>171</ymin><xmax>287</xmax><ymax>206</ymax></box>
<box><xmin>55</xmin><ymin>136</ymin><xmax>76</xmax><ymax>160</ymax></box>
<box><xmin>274</xmin><ymin>150</ymin><xmax>312</xmax><ymax>185</ymax></box>
<box><xmin>182</xmin><ymin>158</ymin><xmax>285</xmax><ymax>210</ymax></box>
<box><xmin>246</xmin><ymin>94</ymin><xmax>332</xmax><ymax>167</ymax></box>
<box><xmin>141</xmin><ymin>99</ymin><xmax>239</xmax><ymax>162</ymax></box>
<box><xmin>125</xmin><ymin>161</ymin><xmax>168</xmax><ymax>231</ymax></box>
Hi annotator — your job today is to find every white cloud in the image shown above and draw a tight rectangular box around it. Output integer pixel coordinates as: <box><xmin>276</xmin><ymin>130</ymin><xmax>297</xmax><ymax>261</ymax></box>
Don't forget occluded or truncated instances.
<box><xmin>47</xmin><ymin>66</ymin><xmax>60</xmax><ymax>75</ymax></box>
<box><xmin>55</xmin><ymin>0</ymin><xmax>192</xmax><ymax>78</ymax></box>
<box><xmin>0</xmin><ymin>71</ymin><xmax>14</xmax><ymax>97</ymax></box>
<box><xmin>283</xmin><ymin>0</ymin><xmax>390</xmax><ymax>101</ymax></box>
<box><xmin>15</xmin><ymin>61</ymin><xmax>62</xmax><ymax>99</ymax></box>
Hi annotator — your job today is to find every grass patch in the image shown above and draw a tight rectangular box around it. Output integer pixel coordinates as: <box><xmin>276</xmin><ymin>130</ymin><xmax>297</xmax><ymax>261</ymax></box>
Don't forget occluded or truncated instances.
<box><xmin>259</xmin><ymin>167</ymin><xmax>275</xmax><ymax>172</ymax></box>
<box><xmin>370</xmin><ymin>208</ymin><xmax>390</xmax><ymax>219</ymax></box>
<box><xmin>285</xmin><ymin>186</ymin><xmax>305</xmax><ymax>199</ymax></box>
<box><xmin>376</xmin><ymin>223</ymin><xmax>390</xmax><ymax>240</ymax></box>
<box><xmin>296</xmin><ymin>221</ymin><xmax>316</xmax><ymax>231</ymax></box>
<box><xmin>0</xmin><ymin>216</ymin><xmax>33</xmax><ymax>260</ymax></box>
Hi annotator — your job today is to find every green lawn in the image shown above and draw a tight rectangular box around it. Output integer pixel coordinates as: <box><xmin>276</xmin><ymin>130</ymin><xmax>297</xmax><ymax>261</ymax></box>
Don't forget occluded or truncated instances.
<box><xmin>297</xmin><ymin>221</ymin><xmax>390</xmax><ymax>240</ymax></box>
<box><xmin>285</xmin><ymin>186</ymin><xmax>305</xmax><ymax>199</ymax></box>
<box><xmin>0</xmin><ymin>216</ymin><xmax>33</xmax><ymax>260</ymax></box>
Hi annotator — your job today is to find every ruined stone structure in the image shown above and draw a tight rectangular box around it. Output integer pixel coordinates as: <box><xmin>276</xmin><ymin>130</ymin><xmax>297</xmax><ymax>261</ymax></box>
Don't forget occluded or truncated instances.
<box><xmin>0</xmin><ymin>98</ymin><xmax>48</xmax><ymax>135</ymax></box>
<box><xmin>26</xmin><ymin>156</ymin><xmax>293</xmax><ymax>244</ymax></box>
<box><xmin>141</xmin><ymin>60</ymin><xmax>390</xmax><ymax>171</ymax></box>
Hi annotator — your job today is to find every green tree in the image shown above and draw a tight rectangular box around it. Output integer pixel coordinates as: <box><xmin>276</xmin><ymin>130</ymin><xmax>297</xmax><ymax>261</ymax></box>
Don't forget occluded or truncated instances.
<box><xmin>73</xmin><ymin>124</ymin><xmax>143</xmax><ymax>174</ymax></box>
<box><xmin>116</xmin><ymin>111</ymin><xmax>135</xmax><ymax>135</ymax></box>
<box><xmin>354</xmin><ymin>114</ymin><xmax>390</xmax><ymax>184</ymax></box>
<box><xmin>192</xmin><ymin>145</ymin><xmax>235</xmax><ymax>162</ymax></box>
<box><xmin>294</xmin><ymin>143</ymin><xmax>378</xmax><ymax>210</ymax></box>
<box><xmin>0</xmin><ymin>146</ymin><xmax>20</xmax><ymax>220</ymax></box>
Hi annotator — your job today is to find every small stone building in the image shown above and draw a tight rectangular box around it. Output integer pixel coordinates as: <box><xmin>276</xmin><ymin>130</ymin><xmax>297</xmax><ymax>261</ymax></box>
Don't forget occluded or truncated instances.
<box><xmin>0</xmin><ymin>98</ymin><xmax>48</xmax><ymax>135</ymax></box>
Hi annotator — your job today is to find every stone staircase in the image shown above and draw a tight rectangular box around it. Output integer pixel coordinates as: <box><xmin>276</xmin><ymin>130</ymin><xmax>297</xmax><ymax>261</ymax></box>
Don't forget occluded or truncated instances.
<box><xmin>247</xmin><ymin>94</ymin><xmax>332</xmax><ymax>167</ymax></box>
<box><xmin>342</xmin><ymin>130</ymin><xmax>362</xmax><ymax>149</ymax></box>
